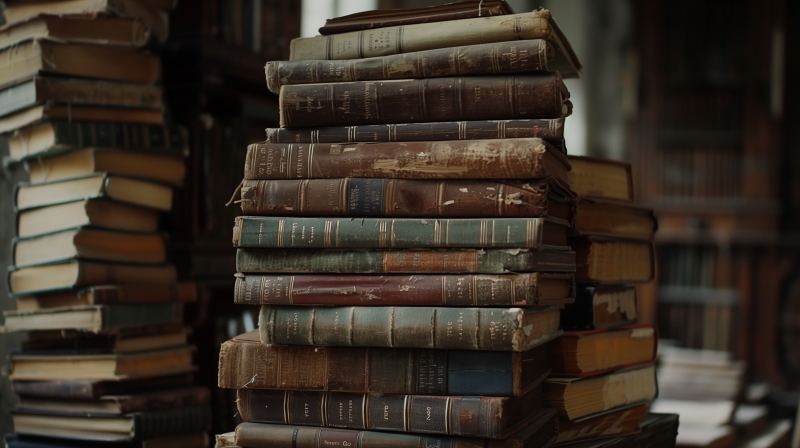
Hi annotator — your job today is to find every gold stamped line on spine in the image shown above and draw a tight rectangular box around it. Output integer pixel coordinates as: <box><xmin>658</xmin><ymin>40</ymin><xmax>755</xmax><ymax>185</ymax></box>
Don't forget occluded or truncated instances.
<box><xmin>445</xmin><ymin>220</ymin><xmax>451</xmax><ymax>246</ymax></box>
<box><xmin>307</xmin><ymin>144</ymin><xmax>314</xmax><ymax>178</ymax></box>
<box><xmin>441</xmin><ymin>276</ymin><xmax>447</xmax><ymax>305</ymax></box>
<box><xmin>388</xmin><ymin>306</ymin><xmax>396</xmax><ymax>347</ymax></box>
<box><xmin>492</xmin><ymin>220</ymin><xmax>497</xmax><ymax>246</ymax></box>
<box><xmin>283</xmin><ymin>390</ymin><xmax>290</xmax><ymax>424</ymax></box>
<box><xmin>434</xmin><ymin>220</ymin><xmax>441</xmax><ymax>246</ymax></box>
<box><xmin>480</xmin><ymin>220</ymin><xmax>488</xmax><ymax>246</ymax></box>
<box><xmin>321</xmin><ymin>391</ymin><xmax>328</xmax><ymax>427</ymax></box>
<box><xmin>349</xmin><ymin>307</ymin><xmax>356</xmax><ymax>346</ymax></box>
<box><xmin>458</xmin><ymin>121</ymin><xmax>466</xmax><ymax>140</ymax></box>
<box><xmin>277</xmin><ymin>219</ymin><xmax>285</xmax><ymax>247</ymax></box>
<box><xmin>403</xmin><ymin>395</ymin><xmax>410</xmax><ymax>432</ymax></box>
<box><xmin>298</xmin><ymin>179</ymin><xmax>309</xmax><ymax>213</ymax></box>
<box><xmin>510</xmin><ymin>277</ymin><xmax>516</xmax><ymax>305</ymax></box>
<box><xmin>491</xmin><ymin>45</ymin><xmax>500</xmax><ymax>73</ymax></box>
<box><xmin>288</xmin><ymin>276</ymin><xmax>294</xmax><ymax>305</ymax></box>
<box><xmin>259</xmin><ymin>275</ymin><xmax>267</xmax><ymax>304</ymax></box>
<box><xmin>445</xmin><ymin>397</ymin><xmax>453</xmax><ymax>434</ymax></box>
<box><xmin>391</xmin><ymin>220</ymin><xmax>397</xmax><ymax>247</ymax></box>
<box><xmin>389</xmin><ymin>124</ymin><xmax>397</xmax><ymax>142</ymax></box>
<box><xmin>324</xmin><ymin>220</ymin><xmax>333</xmax><ymax>247</ymax></box>
<box><xmin>347</xmin><ymin>125</ymin><xmax>355</xmax><ymax>142</ymax></box>
<box><xmin>286</xmin><ymin>144</ymin><xmax>294</xmax><ymax>178</ymax></box>
<box><xmin>363</xmin><ymin>393</ymin><xmax>370</xmax><ymax>429</ymax></box>
<box><xmin>379</xmin><ymin>221</ymin><xmax>387</xmax><ymax>248</ymax></box>
<box><xmin>311</xmin><ymin>129</ymin><xmax>319</xmax><ymax>143</ymax></box>
<box><xmin>339</xmin><ymin>179</ymin><xmax>349</xmax><ymax>214</ymax></box>
<box><xmin>335</xmin><ymin>220</ymin><xmax>341</xmax><ymax>247</ymax></box>
<box><xmin>526</xmin><ymin>219</ymin><xmax>534</xmax><ymax>247</ymax></box>
<box><xmin>471</xmin><ymin>275</ymin><xmax>478</xmax><ymax>305</ymax></box>
<box><xmin>435</xmin><ymin>181</ymin><xmax>445</xmax><ymax>216</ymax></box>
<box><xmin>499</xmin><ymin>119</ymin><xmax>507</xmax><ymax>138</ymax></box>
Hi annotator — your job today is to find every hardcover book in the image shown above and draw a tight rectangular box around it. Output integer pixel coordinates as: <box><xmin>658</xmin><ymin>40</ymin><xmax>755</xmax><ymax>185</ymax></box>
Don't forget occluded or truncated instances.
<box><xmin>2</xmin><ymin>303</ymin><xmax>181</xmax><ymax>333</ymax></box>
<box><xmin>15</xmin><ymin>283</ymin><xmax>197</xmax><ymax>311</ymax></box>
<box><xmin>550</xmin><ymin>325</ymin><xmax>657</xmax><ymax>376</ymax></box>
<box><xmin>17</xmin><ymin>199</ymin><xmax>160</xmax><ymax>238</ymax></box>
<box><xmin>560</xmin><ymin>286</ymin><xmax>638</xmax><ymax>330</ymax></box>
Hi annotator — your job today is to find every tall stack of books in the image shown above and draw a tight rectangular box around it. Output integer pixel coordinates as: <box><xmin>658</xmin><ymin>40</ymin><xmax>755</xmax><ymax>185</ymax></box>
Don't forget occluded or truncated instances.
<box><xmin>0</xmin><ymin>1</ymin><xmax>211</xmax><ymax>446</ymax></box>
<box><xmin>215</xmin><ymin>2</ymin><xmax>677</xmax><ymax>448</ymax></box>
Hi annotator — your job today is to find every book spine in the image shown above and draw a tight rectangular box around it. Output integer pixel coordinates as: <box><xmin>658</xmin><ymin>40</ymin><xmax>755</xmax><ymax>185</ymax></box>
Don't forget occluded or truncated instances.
<box><xmin>240</xmin><ymin>178</ymin><xmax>553</xmax><ymax>217</ymax></box>
<box><xmin>265</xmin><ymin>119</ymin><xmax>565</xmax><ymax>143</ymax></box>
<box><xmin>217</xmin><ymin>343</ymin><xmax>519</xmax><ymax>396</ymax></box>
<box><xmin>279</xmin><ymin>74</ymin><xmax>565</xmax><ymax>127</ymax></box>
<box><xmin>87</xmin><ymin>282</ymin><xmax>197</xmax><ymax>305</ymax></box>
<box><xmin>235</xmin><ymin>249</ymin><xmax>576</xmax><ymax>274</ymax></box>
<box><xmin>119</xmin><ymin>386</ymin><xmax>210</xmax><ymax>414</ymax></box>
<box><xmin>51</xmin><ymin>121</ymin><xmax>185</xmax><ymax>152</ymax></box>
<box><xmin>289</xmin><ymin>11</ymin><xmax>551</xmax><ymax>60</ymax></box>
<box><xmin>11</xmin><ymin>380</ymin><xmax>96</xmax><ymax>399</ymax></box>
<box><xmin>232</xmin><ymin>216</ymin><xmax>551</xmax><ymax>249</ymax></box>
<box><xmin>235</xmin><ymin>273</ymin><xmax>539</xmax><ymax>306</ymax></box>
<box><xmin>104</xmin><ymin>303</ymin><xmax>181</xmax><ymax>329</ymax></box>
<box><xmin>244</xmin><ymin>138</ymin><xmax>557</xmax><ymax>180</ymax></box>
<box><xmin>237</xmin><ymin>389</ymin><xmax>514</xmax><ymax>438</ymax></box>
<box><xmin>259</xmin><ymin>306</ymin><xmax>536</xmax><ymax>351</ymax></box>
<box><xmin>132</xmin><ymin>406</ymin><xmax>211</xmax><ymax>439</ymax></box>
<box><xmin>267</xmin><ymin>40</ymin><xmax>552</xmax><ymax>93</ymax></box>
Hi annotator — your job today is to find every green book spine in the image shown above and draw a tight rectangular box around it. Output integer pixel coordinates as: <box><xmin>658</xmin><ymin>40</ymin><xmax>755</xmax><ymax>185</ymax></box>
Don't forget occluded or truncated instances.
<box><xmin>233</xmin><ymin>216</ymin><xmax>565</xmax><ymax>249</ymax></box>
<box><xmin>104</xmin><ymin>303</ymin><xmax>181</xmax><ymax>329</ymax></box>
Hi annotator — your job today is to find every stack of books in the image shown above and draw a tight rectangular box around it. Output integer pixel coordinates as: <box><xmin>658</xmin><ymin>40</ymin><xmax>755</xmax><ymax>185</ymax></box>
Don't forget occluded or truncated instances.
<box><xmin>0</xmin><ymin>1</ymin><xmax>211</xmax><ymax>446</ymax></box>
<box><xmin>214</xmin><ymin>2</ymin><xmax>677</xmax><ymax>448</ymax></box>
<box><xmin>543</xmin><ymin>155</ymin><xmax>660</xmax><ymax>444</ymax></box>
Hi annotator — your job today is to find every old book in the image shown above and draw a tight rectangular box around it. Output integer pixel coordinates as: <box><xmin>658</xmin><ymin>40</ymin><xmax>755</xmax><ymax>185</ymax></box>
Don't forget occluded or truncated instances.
<box><xmin>16</xmin><ymin>387</ymin><xmax>209</xmax><ymax>415</ymax></box>
<box><xmin>550</xmin><ymin>325</ymin><xmax>657</xmax><ymax>376</ymax></box>
<box><xmin>555</xmin><ymin>404</ymin><xmax>649</xmax><ymax>444</ymax></box>
<box><xmin>2</xmin><ymin>120</ymin><xmax>185</xmax><ymax>162</ymax></box>
<box><xmin>17</xmin><ymin>199</ymin><xmax>159</xmax><ymax>238</ymax></box>
<box><xmin>290</xmin><ymin>9</ymin><xmax>581</xmax><ymax>78</ymax></box>
<box><xmin>0</xmin><ymin>16</ymin><xmax>150</xmax><ymax>49</ymax></box>
<box><xmin>571</xmin><ymin>237</ymin><xmax>655</xmax><ymax>284</ymax></box>
<box><xmin>233</xmin><ymin>408</ymin><xmax>557</xmax><ymax>448</ymax></box>
<box><xmin>233</xmin><ymin>216</ymin><xmax>569</xmax><ymax>249</ymax></box>
<box><xmin>25</xmin><ymin>148</ymin><xmax>185</xmax><ymax>186</ymax></box>
<box><xmin>673</xmin><ymin>426</ymin><xmax>736</xmax><ymax>448</ymax></box>
<box><xmin>8</xmin><ymin>260</ymin><xmax>177</xmax><ymax>296</ymax></box>
<box><xmin>21</xmin><ymin>323</ymin><xmax>188</xmax><ymax>354</ymax></box>
<box><xmin>12</xmin><ymin>373</ymin><xmax>194</xmax><ymax>399</ymax></box>
<box><xmin>5</xmin><ymin>432</ymin><xmax>210</xmax><ymax>448</ymax></box>
<box><xmin>245</xmin><ymin>138</ymin><xmax>569</xmax><ymax>182</ymax></box>
<box><xmin>9</xmin><ymin>346</ymin><xmax>195</xmax><ymax>381</ymax></box>
<box><xmin>657</xmin><ymin>347</ymin><xmax>744</xmax><ymax>401</ymax></box>
<box><xmin>318</xmin><ymin>0</ymin><xmax>513</xmax><ymax>35</ymax></box>
<box><xmin>571</xmin><ymin>200</ymin><xmax>656</xmax><ymax>240</ymax></box>
<box><xmin>650</xmin><ymin>399</ymin><xmax>735</xmax><ymax>428</ymax></box>
<box><xmin>561</xmin><ymin>286</ymin><xmax>638</xmax><ymax>331</ymax></box>
<box><xmin>2</xmin><ymin>303</ymin><xmax>180</xmax><ymax>333</ymax></box>
<box><xmin>13</xmin><ymin>228</ymin><xmax>166</xmax><ymax>267</ymax></box>
<box><xmin>0</xmin><ymin>77</ymin><xmax>162</xmax><ymax>118</ymax></box>
<box><xmin>557</xmin><ymin>413</ymin><xmax>679</xmax><ymax>448</ymax></box>
<box><xmin>567</xmin><ymin>156</ymin><xmax>633</xmax><ymax>202</ymax></box>
<box><xmin>3</xmin><ymin>0</ymin><xmax>169</xmax><ymax>42</ymax></box>
<box><xmin>11</xmin><ymin>406</ymin><xmax>211</xmax><ymax>442</ymax></box>
<box><xmin>0</xmin><ymin>104</ymin><xmax>163</xmax><ymax>133</ymax></box>
<box><xmin>543</xmin><ymin>365</ymin><xmax>657</xmax><ymax>420</ymax></box>
<box><xmin>218</xmin><ymin>330</ymin><xmax>550</xmax><ymax>396</ymax></box>
<box><xmin>265</xmin><ymin>118</ymin><xmax>565</xmax><ymax>144</ymax></box>
<box><xmin>237</xmin><ymin>379</ymin><xmax>544</xmax><ymax>438</ymax></box>
<box><xmin>240</xmin><ymin>178</ymin><xmax>572</xmax><ymax>218</ymax></box>
<box><xmin>0</xmin><ymin>40</ymin><xmax>160</xmax><ymax>90</ymax></box>
<box><xmin>266</xmin><ymin>40</ymin><xmax>553</xmax><ymax>93</ymax></box>
<box><xmin>259</xmin><ymin>305</ymin><xmax>562</xmax><ymax>351</ymax></box>
<box><xmin>279</xmin><ymin>74</ymin><xmax>569</xmax><ymax>128</ymax></box>
<box><xmin>16</xmin><ymin>174</ymin><xmax>175</xmax><ymax>212</ymax></box>
<box><xmin>236</xmin><ymin>272</ymin><xmax>575</xmax><ymax>307</ymax></box>
<box><xmin>235</xmin><ymin>248</ymin><xmax>577</xmax><ymax>274</ymax></box>
<box><xmin>15</xmin><ymin>283</ymin><xmax>197</xmax><ymax>311</ymax></box>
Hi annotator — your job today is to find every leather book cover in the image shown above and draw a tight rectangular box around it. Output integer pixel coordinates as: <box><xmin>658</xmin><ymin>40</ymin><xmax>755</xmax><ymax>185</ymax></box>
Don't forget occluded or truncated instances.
<box><xmin>570</xmin><ymin>236</ymin><xmax>656</xmax><ymax>284</ymax></box>
<box><xmin>550</xmin><ymin>324</ymin><xmax>659</xmax><ymax>377</ymax></box>
<box><xmin>279</xmin><ymin>74</ymin><xmax>569</xmax><ymax>128</ymax></box>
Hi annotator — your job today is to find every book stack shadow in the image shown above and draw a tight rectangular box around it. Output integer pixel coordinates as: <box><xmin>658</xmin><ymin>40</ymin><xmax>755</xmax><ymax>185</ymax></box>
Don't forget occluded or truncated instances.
<box><xmin>0</xmin><ymin>1</ymin><xmax>211</xmax><ymax>447</ymax></box>
<box><xmin>214</xmin><ymin>2</ymin><xmax>677</xmax><ymax>448</ymax></box>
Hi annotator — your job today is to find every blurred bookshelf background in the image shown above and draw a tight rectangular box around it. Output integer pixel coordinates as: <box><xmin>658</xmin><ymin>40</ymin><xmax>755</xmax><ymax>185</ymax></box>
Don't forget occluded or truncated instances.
<box><xmin>1</xmin><ymin>0</ymin><xmax>799</xmax><ymax>444</ymax></box>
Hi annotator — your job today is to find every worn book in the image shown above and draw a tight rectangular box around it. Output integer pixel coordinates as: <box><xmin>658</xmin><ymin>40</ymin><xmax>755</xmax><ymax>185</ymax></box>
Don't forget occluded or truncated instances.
<box><xmin>0</xmin><ymin>104</ymin><xmax>164</xmax><ymax>133</ymax></box>
<box><xmin>543</xmin><ymin>364</ymin><xmax>657</xmax><ymax>421</ymax></box>
<box><xmin>556</xmin><ymin>413</ymin><xmax>679</xmax><ymax>448</ymax></box>
<box><xmin>550</xmin><ymin>325</ymin><xmax>657</xmax><ymax>376</ymax></box>
<box><xmin>279</xmin><ymin>74</ymin><xmax>569</xmax><ymax>127</ymax></box>
<box><xmin>8</xmin><ymin>260</ymin><xmax>177</xmax><ymax>296</ymax></box>
<box><xmin>240</xmin><ymin>177</ymin><xmax>572</xmax><ymax>218</ymax></box>
<box><xmin>218</xmin><ymin>330</ymin><xmax>550</xmax><ymax>396</ymax></box>
<box><xmin>5</xmin><ymin>432</ymin><xmax>210</xmax><ymax>448</ymax></box>
<box><xmin>9</xmin><ymin>346</ymin><xmax>195</xmax><ymax>381</ymax></box>
<box><xmin>25</xmin><ymin>148</ymin><xmax>186</xmax><ymax>186</ymax></box>
<box><xmin>290</xmin><ymin>9</ymin><xmax>581</xmax><ymax>78</ymax></box>
<box><xmin>11</xmin><ymin>406</ymin><xmax>211</xmax><ymax>442</ymax></box>
<box><xmin>266</xmin><ymin>118</ymin><xmax>564</xmax><ymax>145</ymax></box>
<box><xmin>267</xmin><ymin>40</ymin><xmax>553</xmax><ymax>93</ymax></box>
<box><xmin>15</xmin><ymin>283</ymin><xmax>197</xmax><ymax>311</ymax></box>
<box><xmin>233</xmin><ymin>216</ymin><xmax>568</xmax><ymax>249</ymax></box>
<box><xmin>237</xmin><ymin>378</ymin><xmax>545</xmax><ymax>438</ymax></box>
<box><xmin>3</xmin><ymin>0</ymin><xmax>169</xmax><ymax>42</ymax></box>
<box><xmin>235</xmin><ymin>272</ymin><xmax>574</xmax><ymax>307</ymax></box>
<box><xmin>0</xmin><ymin>16</ymin><xmax>151</xmax><ymax>49</ymax></box>
<box><xmin>571</xmin><ymin>200</ymin><xmax>656</xmax><ymax>240</ymax></box>
<box><xmin>12</xmin><ymin>373</ymin><xmax>194</xmax><ymax>399</ymax></box>
<box><xmin>244</xmin><ymin>138</ymin><xmax>569</xmax><ymax>182</ymax></box>
<box><xmin>17</xmin><ymin>199</ymin><xmax>160</xmax><ymax>238</ymax></box>
<box><xmin>567</xmin><ymin>156</ymin><xmax>633</xmax><ymax>202</ymax></box>
<box><xmin>258</xmin><ymin>305</ymin><xmax>562</xmax><ymax>351</ymax></box>
<box><xmin>0</xmin><ymin>40</ymin><xmax>160</xmax><ymax>90</ymax></box>
<box><xmin>2</xmin><ymin>303</ymin><xmax>181</xmax><ymax>333</ymax></box>
<box><xmin>555</xmin><ymin>404</ymin><xmax>649</xmax><ymax>444</ymax></box>
<box><xmin>235</xmin><ymin>248</ymin><xmax>577</xmax><ymax>274</ymax></box>
<box><xmin>21</xmin><ymin>323</ymin><xmax>188</xmax><ymax>354</ymax></box>
<box><xmin>657</xmin><ymin>346</ymin><xmax>744</xmax><ymax>402</ymax></box>
<box><xmin>16</xmin><ymin>386</ymin><xmax>208</xmax><ymax>415</ymax></box>
<box><xmin>560</xmin><ymin>286</ymin><xmax>638</xmax><ymax>330</ymax></box>
<box><xmin>0</xmin><ymin>77</ymin><xmax>162</xmax><ymax>118</ymax></box>
<box><xmin>2</xmin><ymin>121</ymin><xmax>185</xmax><ymax>162</ymax></box>
<box><xmin>15</xmin><ymin>173</ymin><xmax>175</xmax><ymax>212</ymax></box>
<box><xmin>650</xmin><ymin>399</ymin><xmax>735</xmax><ymax>428</ymax></box>
<box><xmin>234</xmin><ymin>408</ymin><xmax>557</xmax><ymax>448</ymax></box>
<box><xmin>571</xmin><ymin>237</ymin><xmax>655</xmax><ymax>284</ymax></box>
<box><xmin>318</xmin><ymin>0</ymin><xmax>513</xmax><ymax>35</ymax></box>
<box><xmin>13</xmin><ymin>228</ymin><xmax>166</xmax><ymax>267</ymax></box>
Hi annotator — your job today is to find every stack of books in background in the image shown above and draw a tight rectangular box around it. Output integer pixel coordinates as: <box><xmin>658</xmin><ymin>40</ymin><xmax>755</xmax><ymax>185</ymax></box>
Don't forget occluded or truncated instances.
<box><xmin>215</xmin><ymin>2</ymin><xmax>678</xmax><ymax>448</ymax></box>
<box><xmin>0</xmin><ymin>1</ymin><xmax>211</xmax><ymax>446</ymax></box>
